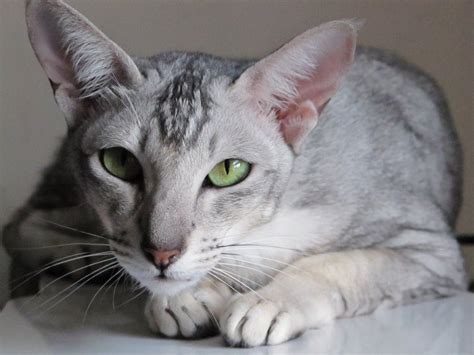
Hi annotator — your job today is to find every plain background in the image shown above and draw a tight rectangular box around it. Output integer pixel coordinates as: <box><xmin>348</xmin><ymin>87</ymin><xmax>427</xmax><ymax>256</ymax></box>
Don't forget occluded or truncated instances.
<box><xmin>0</xmin><ymin>0</ymin><xmax>472</xmax><ymax>307</ymax></box>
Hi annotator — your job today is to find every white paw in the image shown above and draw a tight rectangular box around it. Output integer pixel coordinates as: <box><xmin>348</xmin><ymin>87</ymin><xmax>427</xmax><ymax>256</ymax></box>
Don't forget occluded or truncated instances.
<box><xmin>221</xmin><ymin>293</ymin><xmax>305</xmax><ymax>347</ymax></box>
<box><xmin>145</xmin><ymin>282</ymin><xmax>231</xmax><ymax>339</ymax></box>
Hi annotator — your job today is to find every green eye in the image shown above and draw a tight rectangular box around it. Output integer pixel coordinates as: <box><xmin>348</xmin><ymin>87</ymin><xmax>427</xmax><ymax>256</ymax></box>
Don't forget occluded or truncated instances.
<box><xmin>100</xmin><ymin>147</ymin><xmax>142</xmax><ymax>181</ymax></box>
<box><xmin>207</xmin><ymin>159</ymin><xmax>251</xmax><ymax>187</ymax></box>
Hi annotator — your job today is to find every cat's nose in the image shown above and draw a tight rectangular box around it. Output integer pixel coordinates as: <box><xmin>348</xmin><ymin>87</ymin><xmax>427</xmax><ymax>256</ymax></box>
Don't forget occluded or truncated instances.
<box><xmin>143</xmin><ymin>247</ymin><xmax>180</xmax><ymax>271</ymax></box>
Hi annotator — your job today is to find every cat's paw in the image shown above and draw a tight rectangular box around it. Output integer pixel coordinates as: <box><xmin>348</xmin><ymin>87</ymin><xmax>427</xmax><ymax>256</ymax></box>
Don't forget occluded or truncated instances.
<box><xmin>221</xmin><ymin>293</ymin><xmax>305</xmax><ymax>347</ymax></box>
<box><xmin>145</xmin><ymin>282</ymin><xmax>231</xmax><ymax>339</ymax></box>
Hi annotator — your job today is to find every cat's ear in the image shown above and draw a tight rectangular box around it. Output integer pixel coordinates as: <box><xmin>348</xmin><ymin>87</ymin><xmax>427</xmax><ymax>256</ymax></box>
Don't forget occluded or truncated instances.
<box><xmin>25</xmin><ymin>0</ymin><xmax>143</xmax><ymax>126</ymax></box>
<box><xmin>234</xmin><ymin>20</ymin><xmax>359</xmax><ymax>154</ymax></box>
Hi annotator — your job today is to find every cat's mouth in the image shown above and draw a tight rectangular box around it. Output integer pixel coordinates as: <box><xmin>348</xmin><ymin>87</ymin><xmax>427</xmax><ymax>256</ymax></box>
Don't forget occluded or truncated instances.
<box><xmin>143</xmin><ymin>272</ymin><xmax>201</xmax><ymax>296</ymax></box>
<box><xmin>151</xmin><ymin>270</ymin><xmax>195</xmax><ymax>283</ymax></box>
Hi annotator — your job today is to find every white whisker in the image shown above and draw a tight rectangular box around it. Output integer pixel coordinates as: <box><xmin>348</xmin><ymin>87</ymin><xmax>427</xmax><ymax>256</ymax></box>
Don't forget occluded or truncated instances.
<box><xmin>35</xmin><ymin>217</ymin><xmax>117</xmax><ymax>243</ymax></box>
<box><xmin>112</xmin><ymin>271</ymin><xmax>126</xmax><ymax>311</ymax></box>
<box><xmin>216</xmin><ymin>261</ymin><xmax>303</xmax><ymax>297</ymax></box>
<box><xmin>9</xmin><ymin>242</ymin><xmax>110</xmax><ymax>250</ymax></box>
<box><xmin>221</xmin><ymin>252</ymin><xmax>311</xmax><ymax>275</ymax></box>
<box><xmin>212</xmin><ymin>267</ymin><xmax>266</xmax><ymax>301</ymax></box>
<box><xmin>219</xmin><ymin>256</ymin><xmax>298</xmax><ymax>280</ymax></box>
<box><xmin>116</xmin><ymin>287</ymin><xmax>148</xmax><ymax>308</ymax></box>
<box><xmin>203</xmin><ymin>276</ymin><xmax>222</xmax><ymax>331</ymax></box>
<box><xmin>207</xmin><ymin>270</ymin><xmax>241</xmax><ymax>295</ymax></box>
<box><xmin>213</xmin><ymin>266</ymin><xmax>266</xmax><ymax>289</ymax></box>
<box><xmin>12</xmin><ymin>251</ymin><xmax>114</xmax><ymax>291</ymax></box>
<box><xmin>217</xmin><ymin>243</ymin><xmax>307</xmax><ymax>254</ymax></box>
<box><xmin>33</xmin><ymin>262</ymin><xmax>119</xmax><ymax>316</ymax></box>
<box><xmin>24</xmin><ymin>257</ymin><xmax>118</xmax><ymax>309</ymax></box>
<box><xmin>82</xmin><ymin>268</ymin><xmax>124</xmax><ymax>323</ymax></box>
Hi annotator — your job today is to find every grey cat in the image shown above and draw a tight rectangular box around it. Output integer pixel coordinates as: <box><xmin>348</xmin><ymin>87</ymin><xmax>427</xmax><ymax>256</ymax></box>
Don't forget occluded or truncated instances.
<box><xmin>3</xmin><ymin>0</ymin><xmax>466</xmax><ymax>347</ymax></box>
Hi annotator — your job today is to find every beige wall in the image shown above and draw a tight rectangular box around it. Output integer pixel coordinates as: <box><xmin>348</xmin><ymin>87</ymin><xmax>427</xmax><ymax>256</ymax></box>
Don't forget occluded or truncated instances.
<box><xmin>0</xmin><ymin>0</ymin><xmax>472</xmax><ymax>306</ymax></box>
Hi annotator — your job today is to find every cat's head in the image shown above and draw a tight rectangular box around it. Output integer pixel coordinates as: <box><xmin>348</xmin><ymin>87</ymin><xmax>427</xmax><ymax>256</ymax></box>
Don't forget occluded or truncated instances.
<box><xmin>26</xmin><ymin>0</ymin><xmax>357</xmax><ymax>295</ymax></box>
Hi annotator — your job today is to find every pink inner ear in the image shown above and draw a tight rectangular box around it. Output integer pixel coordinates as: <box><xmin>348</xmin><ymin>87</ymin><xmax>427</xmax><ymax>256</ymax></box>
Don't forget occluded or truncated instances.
<box><xmin>31</xmin><ymin>7</ymin><xmax>76</xmax><ymax>89</ymax></box>
<box><xmin>42</xmin><ymin>57</ymin><xmax>75</xmax><ymax>88</ymax></box>
<box><xmin>277</xmin><ymin>100</ymin><xmax>319</xmax><ymax>153</ymax></box>
<box><xmin>275</xmin><ymin>33</ymin><xmax>354</xmax><ymax>153</ymax></box>
<box><xmin>294</xmin><ymin>35</ymin><xmax>355</xmax><ymax>110</ymax></box>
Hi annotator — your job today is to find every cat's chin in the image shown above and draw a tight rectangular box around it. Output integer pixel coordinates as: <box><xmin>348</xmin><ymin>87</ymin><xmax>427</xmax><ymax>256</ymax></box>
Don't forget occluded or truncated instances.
<box><xmin>144</xmin><ymin>277</ymin><xmax>199</xmax><ymax>297</ymax></box>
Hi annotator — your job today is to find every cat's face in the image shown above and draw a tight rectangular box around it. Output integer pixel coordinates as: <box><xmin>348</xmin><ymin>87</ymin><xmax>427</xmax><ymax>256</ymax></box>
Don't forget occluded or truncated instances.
<box><xmin>71</xmin><ymin>61</ymin><xmax>294</xmax><ymax>295</ymax></box>
<box><xmin>26</xmin><ymin>0</ymin><xmax>356</xmax><ymax>295</ymax></box>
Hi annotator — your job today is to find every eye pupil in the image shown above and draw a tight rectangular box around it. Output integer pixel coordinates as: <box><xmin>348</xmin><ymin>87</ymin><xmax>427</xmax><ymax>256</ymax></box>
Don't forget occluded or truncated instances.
<box><xmin>224</xmin><ymin>159</ymin><xmax>230</xmax><ymax>174</ymax></box>
<box><xmin>120</xmin><ymin>149</ymin><xmax>128</xmax><ymax>166</ymax></box>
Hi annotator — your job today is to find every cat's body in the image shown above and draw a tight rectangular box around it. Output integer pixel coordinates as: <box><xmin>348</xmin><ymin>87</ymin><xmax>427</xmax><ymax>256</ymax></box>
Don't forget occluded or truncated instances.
<box><xmin>3</xmin><ymin>0</ymin><xmax>466</xmax><ymax>347</ymax></box>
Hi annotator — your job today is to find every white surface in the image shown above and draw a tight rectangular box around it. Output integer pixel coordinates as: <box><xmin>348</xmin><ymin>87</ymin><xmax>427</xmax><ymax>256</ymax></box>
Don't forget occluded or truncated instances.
<box><xmin>0</xmin><ymin>282</ymin><xmax>472</xmax><ymax>354</ymax></box>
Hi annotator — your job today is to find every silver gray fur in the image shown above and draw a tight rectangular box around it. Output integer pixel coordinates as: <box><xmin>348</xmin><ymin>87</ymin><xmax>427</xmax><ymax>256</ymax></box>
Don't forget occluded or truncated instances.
<box><xmin>3</xmin><ymin>0</ymin><xmax>466</xmax><ymax>347</ymax></box>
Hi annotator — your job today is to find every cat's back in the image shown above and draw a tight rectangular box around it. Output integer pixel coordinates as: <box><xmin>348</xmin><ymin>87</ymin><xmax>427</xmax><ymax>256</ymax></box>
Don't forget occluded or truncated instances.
<box><xmin>349</xmin><ymin>46</ymin><xmax>458</xmax><ymax>143</ymax></box>
<box><xmin>350</xmin><ymin>46</ymin><xmax>461</xmax><ymax>194</ymax></box>
<box><xmin>291</xmin><ymin>46</ymin><xmax>462</xmax><ymax>227</ymax></box>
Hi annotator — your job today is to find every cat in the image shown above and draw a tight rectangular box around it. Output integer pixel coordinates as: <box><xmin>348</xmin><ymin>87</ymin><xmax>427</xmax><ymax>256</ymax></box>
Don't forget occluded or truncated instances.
<box><xmin>2</xmin><ymin>0</ymin><xmax>467</xmax><ymax>347</ymax></box>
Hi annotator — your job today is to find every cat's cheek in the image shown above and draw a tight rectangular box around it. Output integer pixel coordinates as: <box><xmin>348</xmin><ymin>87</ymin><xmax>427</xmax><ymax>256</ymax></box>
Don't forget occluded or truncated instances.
<box><xmin>81</xmin><ymin>153</ymin><xmax>140</xmax><ymax>227</ymax></box>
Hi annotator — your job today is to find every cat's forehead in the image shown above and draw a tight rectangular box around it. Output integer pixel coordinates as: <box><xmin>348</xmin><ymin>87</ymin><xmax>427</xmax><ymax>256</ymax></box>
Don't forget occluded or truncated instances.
<box><xmin>84</xmin><ymin>53</ymin><xmax>254</xmax><ymax>158</ymax></box>
<box><xmin>136</xmin><ymin>52</ymin><xmax>253</xmax><ymax>150</ymax></box>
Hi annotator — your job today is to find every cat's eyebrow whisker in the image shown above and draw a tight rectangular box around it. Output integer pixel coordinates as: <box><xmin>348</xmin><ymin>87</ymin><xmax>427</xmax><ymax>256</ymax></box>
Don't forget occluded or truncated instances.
<box><xmin>82</xmin><ymin>267</ymin><xmax>124</xmax><ymax>324</ymax></box>
<box><xmin>109</xmin><ymin>73</ymin><xmax>141</xmax><ymax>124</ymax></box>
<box><xmin>212</xmin><ymin>267</ymin><xmax>267</xmax><ymax>301</ymax></box>
<box><xmin>34</xmin><ymin>262</ymin><xmax>119</xmax><ymax>317</ymax></box>
<box><xmin>11</xmin><ymin>251</ymin><xmax>115</xmax><ymax>291</ymax></box>
<box><xmin>221</xmin><ymin>252</ymin><xmax>312</xmax><ymax>276</ymax></box>
<box><xmin>121</xmin><ymin>83</ymin><xmax>141</xmax><ymax>124</ymax></box>
<box><xmin>207</xmin><ymin>270</ymin><xmax>242</xmax><ymax>296</ymax></box>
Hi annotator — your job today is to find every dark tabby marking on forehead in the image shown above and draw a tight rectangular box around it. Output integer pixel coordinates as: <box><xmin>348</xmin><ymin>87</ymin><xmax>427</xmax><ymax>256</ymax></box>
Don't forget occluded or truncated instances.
<box><xmin>153</xmin><ymin>64</ymin><xmax>210</xmax><ymax>148</ymax></box>
<box><xmin>147</xmin><ymin>52</ymin><xmax>254</xmax><ymax>149</ymax></box>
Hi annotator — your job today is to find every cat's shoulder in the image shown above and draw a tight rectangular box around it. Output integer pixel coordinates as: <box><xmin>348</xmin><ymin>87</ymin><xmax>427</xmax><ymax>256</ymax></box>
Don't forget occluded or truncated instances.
<box><xmin>354</xmin><ymin>46</ymin><xmax>445</xmax><ymax>102</ymax></box>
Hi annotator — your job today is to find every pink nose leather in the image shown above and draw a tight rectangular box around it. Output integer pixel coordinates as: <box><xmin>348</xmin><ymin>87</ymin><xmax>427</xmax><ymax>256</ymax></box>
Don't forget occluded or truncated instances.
<box><xmin>149</xmin><ymin>249</ymin><xmax>180</xmax><ymax>267</ymax></box>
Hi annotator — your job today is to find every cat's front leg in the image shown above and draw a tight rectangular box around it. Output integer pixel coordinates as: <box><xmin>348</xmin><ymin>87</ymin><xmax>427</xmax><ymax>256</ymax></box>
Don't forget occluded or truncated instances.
<box><xmin>145</xmin><ymin>279</ymin><xmax>233</xmax><ymax>339</ymax></box>
<box><xmin>220</xmin><ymin>277</ymin><xmax>333</xmax><ymax>347</ymax></box>
<box><xmin>221</xmin><ymin>230</ymin><xmax>466</xmax><ymax>347</ymax></box>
